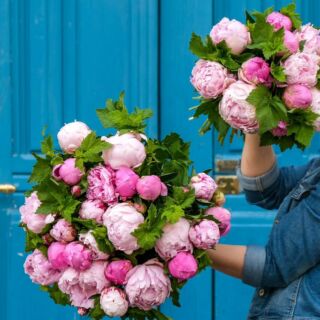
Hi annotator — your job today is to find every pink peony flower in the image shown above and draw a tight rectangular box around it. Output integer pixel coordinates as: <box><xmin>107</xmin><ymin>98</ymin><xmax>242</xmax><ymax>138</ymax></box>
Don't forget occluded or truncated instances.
<box><xmin>125</xmin><ymin>260</ymin><xmax>171</xmax><ymax>311</ymax></box>
<box><xmin>168</xmin><ymin>252</ymin><xmax>198</xmax><ymax>281</ymax></box>
<box><xmin>19</xmin><ymin>192</ymin><xmax>55</xmax><ymax>234</ymax></box>
<box><xmin>24</xmin><ymin>249</ymin><xmax>61</xmax><ymax>285</ymax></box>
<box><xmin>71</xmin><ymin>185</ymin><xmax>82</xmax><ymax>197</ymax></box>
<box><xmin>136</xmin><ymin>175</ymin><xmax>167</xmax><ymax>201</ymax></box>
<box><xmin>311</xmin><ymin>88</ymin><xmax>320</xmax><ymax>131</ymax></box>
<box><xmin>219</xmin><ymin>81</ymin><xmax>259</xmax><ymax>133</ymax></box>
<box><xmin>238</xmin><ymin>57</ymin><xmax>270</xmax><ymax>85</ymax></box>
<box><xmin>271</xmin><ymin>121</ymin><xmax>288</xmax><ymax>137</ymax></box>
<box><xmin>52</xmin><ymin>158</ymin><xmax>83</xmax><ymax>186</ymax></box>
<box><xmin>57</xmin><ymin>121</ymin><xmax>91</xmax><ymax>154</ymax></box>
<box><xmin>64</xmin><ymin>242</ymin><xmax>93</xmax><ymax>271</ymax></box>
<box><xmin>206</xmin><ymin>207</ymin><xmax>232</xmax><ymax>236</ymax></box>
<box><xmin>190</xmin><ymin>59</ymin><xmax>236</xmax><ymax>98</ymax></box>
<box><xmin>87</xmin><ymin>165</ymin><xmax>117</xmax><ymax>205</ymax></box>
<box><xmin>79</xmin><ymin>231</ymin><xmax>109</xmax><ymax>260</ymax></box>
<box><xmin>102</xmin><ymin>133</ymin><xmax>146</xmax><ymax>170</ymax></box>
<box><xmin>283</xmin><ymin>84</ymin><xmax>312</xmax><ymax>109</ymax></box>
<box><xmin>50</xmin><ymin>219</ymin><xmax>76</xmax><ymax>243</ymax></box>
<box><xmin>103</xmin><ymin>203</ymin><xmax>144</xmax><ymax>254</ymax></box>
<box><xmin>210</xmin><ymin>18</ymin><xmax>251</xmax><ymax>54</ymax></box>
<box><xmin>100</xmin><ymin>287</ymin><xmax>129</xmax><ymax>317</ymax></box>
<box><xmin>115</xmin><ymin>166</ymin><xmax>139</xmax><ymax>199</ymax></box>
<box><xmin>283</xmin><ymin>30</ymin><xmax>299</xmax><ymax>54</ymax></box>
<box><xmin>47</xmin><ymin>242</ymin><xmax>68</xmax><ymax>271</ymax></box>
<box><xmin>105</xmin><ymin>260</ymin><xmax>133</xmax><ymax>285</ymax></box>
<box><xmin>190</xmin><ymin>173</ymin><xmax>217</xmax><ymax>201</ymax></box>
<box><xmin>155</xmin><ymin>218</ymin><xmax>193</xmax><ymax>260</ymax></box>
<box><xmin>189</xmin><ymin>220</ymin><xmax>220</xmax><ymax>249</ymax></box>
<box><xmin>295</xmin><ymin>24</ymin><xmax>320</xmax><ymax>55</ymax></box>
<box><xmin>266</xmin><ymin>12</ymin><xmax>292</xmax><ymax>31</ymax></box>
<box><xmin>283</xmin><ymin>52</ymin><xmax>320</xmax><ymax>87</ymax></box>
<box><xmin>79</xmin><ymin>199</ymin><xmax>107</xmax><ymax>224</ymax></box>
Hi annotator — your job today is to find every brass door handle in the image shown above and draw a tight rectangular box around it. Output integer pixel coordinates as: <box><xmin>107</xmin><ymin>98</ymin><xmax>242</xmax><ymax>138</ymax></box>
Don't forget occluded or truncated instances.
<box><xmin>0</xmin><ymin>184</ymin><xmax>16</xmax><ymax>194</ymax></box>
<box><xmin>215</xmin><ymin>175</ymin><xmax>240</xmax><ymax>195</ymax></box>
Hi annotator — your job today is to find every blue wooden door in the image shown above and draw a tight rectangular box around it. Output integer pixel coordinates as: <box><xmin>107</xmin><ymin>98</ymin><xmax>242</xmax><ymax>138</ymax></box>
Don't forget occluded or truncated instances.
<box><xmin>1</xmin><ymin>1</ymin><xmax>320</xmax><ymax>320</ymax></box>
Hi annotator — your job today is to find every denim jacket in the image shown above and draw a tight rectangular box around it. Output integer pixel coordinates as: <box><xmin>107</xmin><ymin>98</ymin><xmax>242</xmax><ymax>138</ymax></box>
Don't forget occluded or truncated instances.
<box><xmin>237</xmin><ymin>157</ymin><xmax>320</xmax><ymax>319</ymax></box>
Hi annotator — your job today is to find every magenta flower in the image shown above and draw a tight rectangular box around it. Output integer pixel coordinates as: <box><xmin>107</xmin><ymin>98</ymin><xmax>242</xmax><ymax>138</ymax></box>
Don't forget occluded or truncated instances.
<box><xmin>105</xmin><ymin>260</ymin><xmax>133</xmax><ymax>285</ymax></box>
<box><xmin>168</xmin><ymin>252</ymin><xmax>198</xmax><ymax>281</ymax></box>
<box><xmin>271</xmin><ymin>121</ymin><xmax>288</xmax><ymax>137</ymax></box>
<box><xmin>52</xmin><ymin>158</ymin><xmax>83</xmax><ymax>186</ymax></box>
<box><xmin>115</xmin><ymin>166</ymin><xmax>139</xmax><ymax>199</ymax></box>
<box><xmin>283</xmin><ymin>84</ymin><xmax>312</xmax><ymax>109</ymax></box>
<box><xmin>238</xmin><ymin>57</ymin><xmax>270</xmax><ymax>85</ymax></box>
<box><xmin>206</xmin><ymin>207</ymin><xmax>232</xmax><ymax>236</ymax></box>
<box><xmin>47</xmin><ymin>242</ymin><xmax>68</xmax><ymax>271</ymax></box>
<box><xmin>284</xmin><ymin>30</ymin><xmax>299</xmax><ymax>54</ymax></box>
<box><xmin>266</xmin><ymin>12</ymin><xmax>292</xmax><ymax>31</ymax></box>
<box><xmin>136</xmin><ymin>175</ymin><xmax>167</xmax><ymax>201</ymax></box>
<box><xmin>64</xmin><ymin>242</ymin><xmax>93</xmax><ymax>271</ymax></box>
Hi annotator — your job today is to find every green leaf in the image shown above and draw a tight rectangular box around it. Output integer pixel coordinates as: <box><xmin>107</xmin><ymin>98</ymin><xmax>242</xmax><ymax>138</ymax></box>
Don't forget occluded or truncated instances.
<box><xmin>170</xmin><ymin>278</ymin><xmax>185</xmax><ymax>307</ymax></box>
<box><xmin>280</xmin><ymin>2</ymin><xmax>302</xmax><ymax>29</ymax></box>
<box><xmin>41</xmin><ymin>135</ymin><xmax>54</xmax><ymax>156</ymax></box>
<box><xmin>271</xmin><ymin>62</ymin><xmax>286</xmax><ymax>83</ymax></box>
<box><xmin>162</xmin><ymin>204</ymin><xmax>185</xmax><ymax>224</ymax></box>
<box><xmin>25</xmin><ymin>229</ymin><xmax>47</xmax><ymax>252</ymax></box>
<box><xmin>61</xmin><ymin>197</ymin><xmax>81</xmax><ymax>222</ymax></box>
<box><xmin>28</xmin><ymin>153</ymin><xmax>52</xmax><ymax>183</ymax></box>
<box><xmin>92</xmin><ymin>226</ymin><xmax>115</xmax><ymax>254</ymax></box>
<box><xmin>245</xmin><ymin>10</ymin><xmax>255</xmax><ymax>24</ymax></box>
<box><xmin>172</xmin><ymin>187</ymin><xmax>195</xmax><ymax>209</ymax></box>
<box><xmin>88</xmin><ymin>297</ymin><xmax>106</xmax><ymax>320</ymax></box>
<box><xmin>195</xmin><ymin>249</ymin><xmax>212</xmax><ymax>272</ymax></box>
<box><xmin>40</xmin><ymin>284</ymin><xmax>70</xmax><ymax>306</ymax></box>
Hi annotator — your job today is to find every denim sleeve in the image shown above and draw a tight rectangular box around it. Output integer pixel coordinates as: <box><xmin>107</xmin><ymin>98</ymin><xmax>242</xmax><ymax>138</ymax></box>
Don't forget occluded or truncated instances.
<box><xmin>237</xmin><ymin>161</ymin><xmax>310</xmax><ymax>210</ymax></box>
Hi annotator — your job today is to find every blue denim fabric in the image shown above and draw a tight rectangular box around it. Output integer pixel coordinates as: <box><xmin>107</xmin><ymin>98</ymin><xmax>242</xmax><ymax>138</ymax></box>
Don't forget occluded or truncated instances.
<box><xmin>237</xmin><ymin>157</ymin><xmax>320</xmax><ymax>319</ymax></box>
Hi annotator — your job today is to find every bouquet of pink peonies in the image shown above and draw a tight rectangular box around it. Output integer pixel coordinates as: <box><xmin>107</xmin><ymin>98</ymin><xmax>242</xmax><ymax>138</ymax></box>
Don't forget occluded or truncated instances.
<box><xmin>20</xmin><ymin>93</ymin><xmax>231</xmax><ymax>320</ymax></box>
<box><xmin>189</xmin><ymin>2</ymin><xmax>320</xmax><ymax>150</ymax></box>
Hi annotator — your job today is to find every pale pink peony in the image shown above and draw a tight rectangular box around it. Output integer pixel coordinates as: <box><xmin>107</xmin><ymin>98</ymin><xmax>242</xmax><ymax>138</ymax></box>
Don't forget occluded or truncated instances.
<box><xmin>238</xmin><ymin>57</ymin><xmax>270</xmax><ymax>85</ymax></box>
<box><xmin>283</xmin><ymin>84</ymin><xmax>312</xmax><ymax>109</ymax></box>
<box><xmin>24</xmin><ymin>249</ymin><xmax>61</xmax><ymax>285</ymax></box>
<box><xmin>219</xmin><ymin>81</ymin><xmax>259</xmax><ymax>133</ymax></box>
<box><xmin>271</xmin><ymin>121</ymin><xmax>288</xmax><ymax>137</ymax></box>
<box><xmin>52</xmin><ymin>158</ymin><xmax>83</xmax><ymax>186</ymax></box>
<box><xmin>102</xmin><ymin>133</ymin><xmax>146</xmax><ymax>170</ymax></box>
<box><xmin>190</xmin><ymin>173</ymin><xmax>217</xmax><ymax>201</ymax></box>
<box><xmin>295</xmin><ymin>24</ymin><xmax>320</xmax><ymax>55</ymax></box>
<box><xmin>210</xmin><ymin>17</ymin><xmax>251</xmax><ymax>54</ymax></box>
<box><xmin>79</xmin><ymin>199</ymin><xmax>107</xmax><ymax>224</ymax></box>
<box><xmin>105</xmin><ymin>260</ymin><xmax>133</xmax><ymax>285</ymax></box>
<box><xmin>115</xmin><ymin>166</ymin><xmax>139</xmax><ymax>199</ymax></box>
<box><xmin>266</xmin><ymin>12</ymin><xmax>292</xmax><ymax>31</ymax></box>
<box><xmin>311</xmin><ymin>88</ymin><xmax>320</xmax><ymax>131</ymax></box>
<box><xmin>50</xmin><ymin>219</ymin><xmax>76</xmax><ymax>243</ymax></box>
<box><xmin>190</xmin><ymin>59</ymin><xmax>235</xmax><ymax>99</ymax></box>
<box><xmin>283</xmin><ymin>52</ymin><xmax>320</xmax><ymax>87</ymax></box>
<box><xmin>87</xmin><ymin>165</ymin><xmax>117</xmax><ymax>205</ymax></box>
<box><xmin>155</xmin><ymin>218</ymin><xmax>193</xmax><ymax>260</ymax></box>
<box><xmin>168</xmin><ymin>252</ymin><xmax>198</xmax><ymax>281</ymax></box>
<box><xmin>64</xmin><ymin>242</ymin><xmax>93</xmax><ymax>271</ymax></box>
<box><xmin>103</xmin><ymin>203</ymin><xmax>144</xmax><ymax>254</ymax></box>
<box><xmin>136</xmin><ymin>175</ymin><xmax>167</xmax><ymax>201</ymax></box>
<box><xmin>47</xmin><ymin>242</ymin><xmax>68</xmax><ymax>271</ymax></box>
<box><xmin>19</xmin><ymin>192</ymin><xmax>55</xmax><ymax>234</ymax></box>
<box><xmin>125</xmin><ymin>260</ymin><xmax>171</xmax><ymax>311</ymax></box>
<box><xmin>100</xmin><ymin>287</ymin><xmax>129</xmax><ymax>317</ymax></box>
<box><xmin>206</xmin><ymin>207</ymin><xmax>232</xmax><ymax>236</ymax></box>
<box><xmin>57</xmin><ymin>121</ymin><xmax>91</xmax><ymax>154</ymax></box>
<box><xmin>283</xmin><ymin>30</ymin><xmax>299</xmax><ymax>54</ymax></box>
<box><xmin>79</xmin><ymin>231</ymin><xmax>109</xmax><ymax>260</ymax></box>
<box><xmin>189</xmin><ymin>220</ymin><xmax>220</xmax><ymax>249</ymax></box>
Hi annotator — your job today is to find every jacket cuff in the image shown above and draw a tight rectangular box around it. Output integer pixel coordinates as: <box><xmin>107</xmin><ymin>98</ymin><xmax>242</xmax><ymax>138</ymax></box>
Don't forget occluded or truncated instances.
<box><xmin>242</xmin><ymin>245</ymin><xmax>266</xmax><ymax>287</ymax></box>
<box><xmin>236</xmin><ymin>161</ymin><xmax>280</xmax><ymax>192</ymax></box>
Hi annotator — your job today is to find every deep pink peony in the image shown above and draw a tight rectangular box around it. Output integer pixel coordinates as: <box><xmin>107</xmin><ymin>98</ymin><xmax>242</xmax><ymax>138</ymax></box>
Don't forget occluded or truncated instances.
<box><xmin>219</xmin><ymin>81</ymin><xmax>259</xmax><ymax>133</ymax></box>
<box><xmin>266</xmin><ymin>12</ymin><xmax>292</xmax><ymax>31</ymax></box>
<box><xmin>238</xmin><ymin>57</ymin><xmax>270</xmax><ymax>85</ymax></box>
<box><xmin>79</xmin><ymin>231</ymin><xmax>109</xmax><ymax>260</ymax></box>
<box><xmin>283</xmin><ymin>30</ymin><xmax>299</xmax><ymax>54</ymax></box>
<box><xmin>87</xmin><ymin>165</ymin><xmax>117</xmax><ymax>205</ymax></box>
<box><xmin>105</xmin><ymin>260</ymin><xmax>133</xmax><ymax>285</ymax></box>
<box><xmin>283</xmin><ymin>52</ymin><xmax>320</xmax><ymax>87</ymax></box>
<box><xmin>136</xmin><ymin>175</ymin><xmax>167</xmax><ymax>201</ymax></box>
<box><xmin>20</xmin><ymin>192</ymin><xmax>55</xmax><ymax>234</ymax></box>
<box><xmin>102</xmin><ymin>133</ymin><xmax>146</xmax><ymax>170</ymax></box>
<box><xmin>311</xmin><ymin>88</ymin><xmax>320</xmax><ymax>131</ymax></box>
<box><xmin>125</xmin><ymin>260</ymin><xmax>171</xmax><ymax>311</ymax></box>
<box><xmin>47</xmin><ymin>242</ymin><xmax>68</xmax><ymax>271</ymax></box>
<box><xmin>190</xmin><ymin>59</ymin><xmax>235</xmax><ymax>98</ymax></box>
<box><xmin>210</xmin><ymin>18</ymin><xmax>251</xmax><ymax>54</ymax></box>
<box><xmin>52</xmin><ymin>158</ymin><xmax>83</xmax><ymax>186</ymax></box>
<box><xmin>155</xmin><ymin>218</ymin><xmax>193</xmax><ymax>260</ymax></box>
<box><xmin>103</xmin><ymin>203</ymin><xmax>144</xmax><ymax>254</ymax></box>
<box><xmin>271</xmin><ymin>121</ymin><xmax>288</xmax><ymax>137</ymax></box>
<box><xmin>79</xmin><ymin>199</ymin><xmax>107</xmax><ymax>224</ymax></box>
<box><xmin>50</xmin><ymin>219</ymin><xmax>76</xmax><ymax>243</ymax></box>
<box><xmin>24</xmin><ymin>249</ymin><xmax>61</xmax><ymax>285</ymax></box>
<box><xmin>100</xmin><ymin>287</ymin><xmax>129</xmax><ymax>317</ymax></box>
<box><xmin>168</xmin><ymin>252</ymin><xmax>198</xmax><ymax>281</ymax></box>
<box><xmin>115</xmin><ymin>166</ymin><xmax>139</xmax><ymax>199</ymax></box>
<box><xmin>190</xmin><ymin>173</ymin><xmax>217</xmax><ymax>201</ymax></box>
<box><xmin>283</xmin><ymin>84</ymin><xmax>312</xmax><ymax>109</ymax></box>
<box><xmin>57</xmin><ymin>121</ymin><xmax>91</xmax><ymax>154</ymax></box>
<box><xmin>295</xmin><ymin>24</ymin><xmax>320</xmax><ymax>55</ymax></box>
<box><xmin>206</xmin><ymin>207</ymin><xmax>232</xmax><ymax>236</ymax></box>
<box><xmin>64</xmin><ymin>242</ymin><xmax>93</xmax><ymax>271</ymax></box>
<box><xmin>189</xmin><ymin>220</ymin><xmax>220</xmax><ymax>249</ymax></box>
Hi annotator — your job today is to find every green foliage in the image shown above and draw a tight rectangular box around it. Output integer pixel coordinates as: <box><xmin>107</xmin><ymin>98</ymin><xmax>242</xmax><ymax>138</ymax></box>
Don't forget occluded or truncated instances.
<box><xmin>28</xmin><ymin>153</ymin><xmax>52</xmax><ymax>184</ymax></box>
<box><xmin>96</xmin><ymin>92</ymin><xmax>153</xmax><ymax>133</ymax></box>
<box><xmin>170</xmin><ymin>278</ymin><xmax>186</xmax><ymax>307</ymax></box>
<box><xmin>195</xmin><ymin>249</ymin><xmax>212</xmax><ymax>273</ymax></box>
<box><xmin>92</xmin><ymin>225</ymin><xmax>115</xmax><ymax>254</ymax></box>
<box><xmin>40</xmin><ymin>284</ymin><xmax>70</xmax><ymax>306</ymax></box>
<box><xmin>25</xmin><ymin>229</ymin><xmax>47</xmax><ymax>255</ymax></box>
<box><xmin>270</xmin><ymin>62</ymin><xmax>286</xmax><ymax>83</ymax></box>
<box><xmin>123</xmin><ymin>308</ymin><xmax>172</xmax><ymax>320</ymax></box>
<box><xmin>280</xmin><ymin>2</ymin><xmax>302</xmax><ymax>29</ymax></box>
<box><xmin>88</xmin><ymin>297</ymin><xmax>106</xmax><ymax>320</ymax></box>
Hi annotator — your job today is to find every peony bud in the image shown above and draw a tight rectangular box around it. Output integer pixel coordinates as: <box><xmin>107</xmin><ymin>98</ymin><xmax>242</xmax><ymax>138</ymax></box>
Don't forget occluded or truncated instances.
<box><xmin>115</xmin><ymin>166</ymin><xmax>139</xmax><ymax>199</ymax></box>
<box><xmin>206</xmin><ymin>207</ymin><xmax>231</xmax><ymax>236</ymax></box>
<box><xmin>52</xmin><ymin>158</ymin><xmax>83</xmax><ymax>186</ymax></box>
<box><xmin>105</xmin><ymin>260</ymin><xmax>133</xmax><ymax>285</ymax></box>
<box><xmin>283</xmin><ymin>30</ymin><xmax>299</xmax><ymax>54</ymax></box>
<box><xmin>283</xmin><ymin>84</ymin><xmax>312</xmax><ymax>109</ymax></box>
<box><xmin>271</xmin><ymin>121</ymin><xmax>288</xmax><ymax>137</ymax></box>
<box><xmin>168</xmin><ymin>252</ymin><xmax>198</xmax><ymax>281</ymax></box>
<box><xmin>47</xmin><ymin>242</ymin><xmax>68</xmax><ymax>271</ymax></box>
<box><xmin>238</xmin><ymin>57</ymin><xmax>270</xmax><ymax>85</ymax></box>
<box><xmin>266</xmin><ymin>12</ymin><xmax>292</xmax><ymax>31</ymax></box>
<box><xmin>71</xmin><ymin>185</ymin><xmax>82</xmax><ymax>197</ymax></box>
<box><xmin>212</xmin><ymin>190</ymin><xmax>226</xmax><ymax>206</ymax></box>
<box><xmin>136</xmin><ymin>175</ymin><xmax>167</xmax><ymax>201</ymax></box>
<box><xmin>100</xmin><ymin>287</ymin><xmax>129</xmax><ymax>317</ymax></box>
<box><xmin>64</xmin><ymin>242</ymin><xmax>93</xmax><ymax>271</ymax></box>
<box><xmin>50</xmin><ymin>219</ymin><xmax>77</xmax><ymax>243</ymax></box>
<box><xmin>189</xmin><ymin>220</ymin><xmax>220</xmax><ymax>249</ymax></box>
<box><xmin>190</xmin><ymin>173</ymin><xmax>217</xmax><ymax>201</ymax></box>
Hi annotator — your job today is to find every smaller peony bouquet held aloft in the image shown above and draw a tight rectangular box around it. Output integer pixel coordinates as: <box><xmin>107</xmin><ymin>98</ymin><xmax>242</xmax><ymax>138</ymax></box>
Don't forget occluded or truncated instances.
<box><xmin>20</xmin><ymin>93</ymin><xmax>231</xmax><ymax>320</ymax></box>
<box><xmin>189</xmin><ymin>2</ymin><xmax>320</xmax><ymax>150</ymax></box>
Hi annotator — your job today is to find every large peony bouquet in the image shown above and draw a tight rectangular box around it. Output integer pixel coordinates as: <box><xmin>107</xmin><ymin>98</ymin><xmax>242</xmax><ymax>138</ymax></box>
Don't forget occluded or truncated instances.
<box><xmin>189</xmin><ymin>3</ymin><xmax>320</xmax><ymax>150</ymax></box>
<box><xmin>20</xmin><ymin>93</ymin><xmax>231</xmax><ymax>320</ymax></box>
